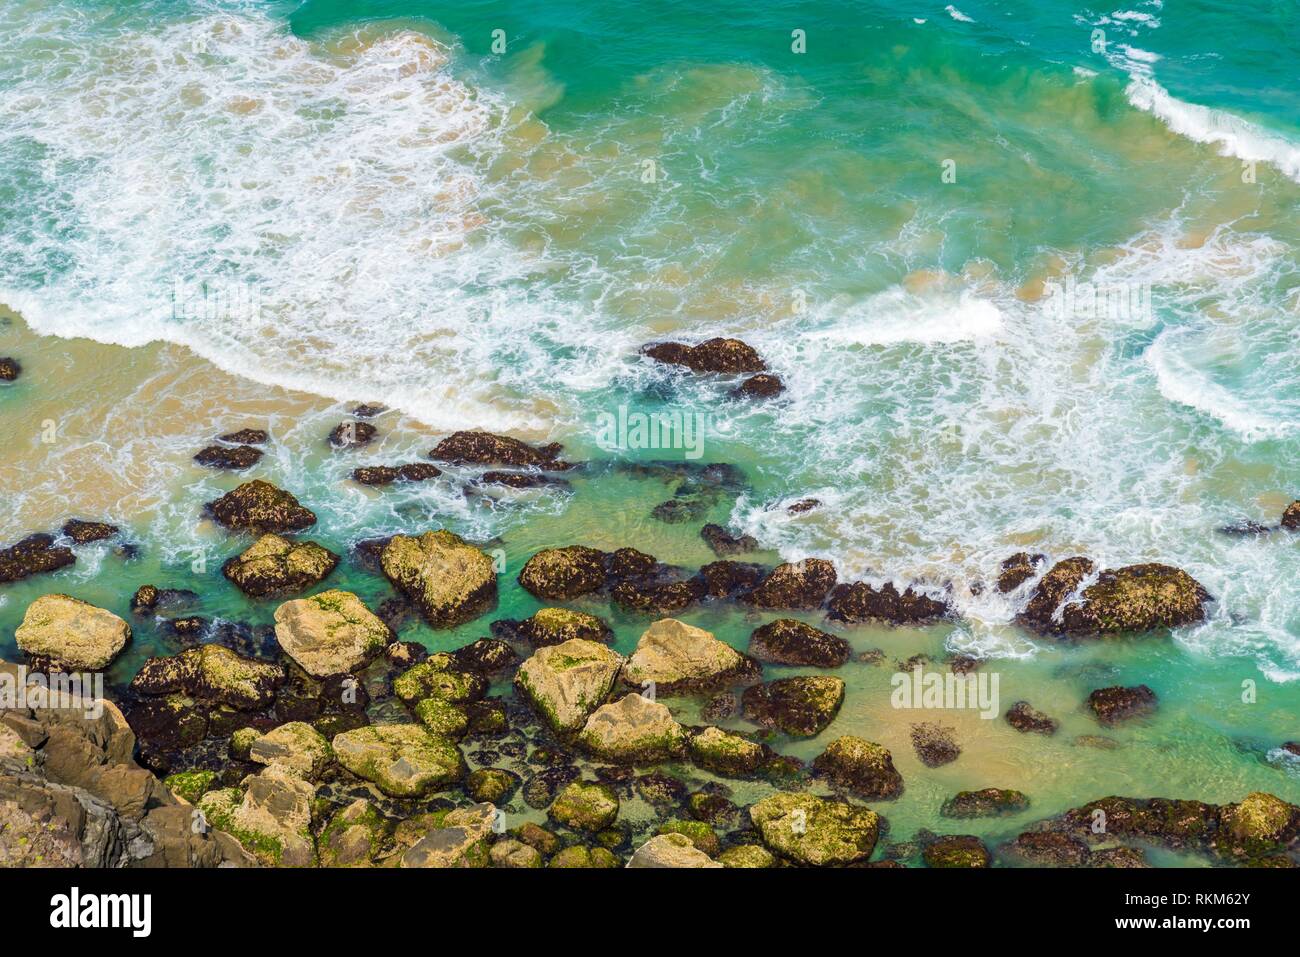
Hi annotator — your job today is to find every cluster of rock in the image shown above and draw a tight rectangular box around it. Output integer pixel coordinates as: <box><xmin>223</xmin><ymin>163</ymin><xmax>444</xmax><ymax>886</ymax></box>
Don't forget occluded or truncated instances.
<box><xmin>641</xmin><ymin>336</ymin><xmax>785</xmax><ymax>399</ymax></box>
<box><xmin>0</xmin><ymin>519</ymin><xmax>122</xmax><ymax>584</ymax></box>
<box><xmin>194</xmin><ymin>428</ymin><xmax>268</xmax><ymax>470</ymax></box>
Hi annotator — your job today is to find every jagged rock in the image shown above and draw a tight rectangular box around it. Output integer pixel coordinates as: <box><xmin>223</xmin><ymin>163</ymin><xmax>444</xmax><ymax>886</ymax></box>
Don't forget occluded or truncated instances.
<box><xmin>700</xmin><ymin>523</ymin><xmax>759</xmax><ymax>556</ymax></box>
<box><xmin>198</xmin><ymin>765</ymin><xmax>316</xmax><ymax>866</ymax></box>
<box><xmin>223</xmin><ymin>533</ymin><xmax>338</xmax><ymax>597</ymax></box>
<box><xmin>15</xmin><ymin>595</ymin><xmax>130</xmax><ymax>670</ymax></box>
<box><xmin>626</xmin><ymin>832</ymin><xmax>722</xmax><ymax>868</ymax></box>
<box><xmin>923</xmin><ymin>835</ymin><xmax>990</xmax><ymax>868</ymax></box>
<box><xmin>318</xmin><ymin>799</ymin><xmax>386</xmax><ymax>867</ymax></box>
<box><xmin>825</xmin><ymin>581</ymin><xmax>950</xmax><ymax>625</ymax></box>
<box><xmin>130</xmin><ymin>644</ymin><xmax>285</xmax><ymax>710</ymax></box>
<box><xmin>0</xmin><ymin>533</ymin><xmax>75</xmax><ymax>583</ymax></box>
<box><xmin>642</xmin><ymin>337</ymin><xmax>767</xmax><ymax>374</ymax></box>
<box><xmin>549</xmin><ymin>781</ymin><xmax>619</xmax><ymax>832</ymax></box>
<box><xmin>351</xmin><ymin>463</ymin><xmax>442</xmax><ymax>485</ymax></box>
<box><xmin>606</xmin><ymin>547</ymin><xmax>657</xmax><ymax>581</ymax></box>
<box><xmin>744</xmin><ymin>558</ymin><xmax>837</xmax><ymax>609</ymax></box>
<box><xmin>812</xmin><ymin>736</ymin><xmax>904</xmax><ymax>799</ymax></box>
<box><xmin>429</xmin><ymin>430</ymin><xmax>571</xmax><ymax>469</ymax></box>
<box><xmin>1005</xmin><ymin>701</ymin><xmax>1058</xmax><ymax>735</ymax></box>
<box><xmin>129</xmin><ymin>585</ymin><xmax>196</xmax><ymax>613</ymax></box>
<box><xmin>577</xmin><ymin>693</ymin><xmax>687</xmax><ymax>764</ymax></box>
<box><xmin>523</xmin><ymin>766</ymin><xmax>581</xmax><ymax>809</ymax></box>
<box><xmin>1281</xmin><ymin>502</ymin><xmax>1300</xmax><ymax>530</ymax></box>
<box><xmin>940</xmin><ymin>788</ymin><xmax>1030</xmax><ymax>818</ymax></box>
<box><xmin>742</xmin><ymin>676</ymin><xmax>844</xmax><ymax>737</ymax></box>
<box><xmin>997</xmin><ymin>553</ymin><xmax>1045</xmax><ymax>593</ymax></box>
<box><xmin>327</xmin><ymin>420</ymin><xmax>377</xmax><ymax>449</ymax></box>
<box><xmin>60</xmin><ymin>520</ymin><xmax>119</xmax><ymax>543</ymax></box>
<box><xmin>517</xmin><ymin>545</ymin><xmax>607</xmax><ymax>600</ymax></box>
<box><xmin>399</xmin><ymin>804</ymin><xmax>495</xmax><ymax>868</ymax></box>
<box><xmin>733</xmin><ymin>373</ymin><xmax>784</xmax><ymax>398</ymax></box>
<box><xmin>611</xmin><ymin>577</ymin><xmax>704</xmax><ymax>615</ymax></box>
<box><xmin>273</xmin><ymin>589</ymin><xmax>390</xmax><ymax>677</ymax></box>
<box><xmin>749</xmin><ymin>792</ymin><xmax>879</xmax><ymax>867</ymax></box>
<box><xmin>248</xmin><ymin>722</ymin><xmax>332</xmax><ymax>779</ymax></box>
<box><xmin>687</xmin><ymin>726</ymin><xmax>767</xmax><ymax>777</ymax></box>
<box><xmin>508</xmin><ymin>607</ymin><xmax>613</xmax><ymax>646</ymax></box>
<box><xmin>380</xmin><ymin>531</ymin><xmax>497</xmax><ymax>628</ymax></box>
<box><xmin>450</xmin><ymin>639</ymin><xmax>519</xmax><ymax>675</ymax></box>
<box><xmin>1057</xmin><ymin>564</ymin><xmax>1210</xmax><ymax>634</ymax></box>
<box><xmin>332</xmin><ymin>724</ymin><xmax>465</xmax><ymax>798</ymax></box>
<box><xmin>622</xmin><ymin>618</ymin><xmax>760</xmax><ymax>695</ymax></box>
<box><xmin>206</xmin><ymin>480</ymin><xmax>316</xmax><ymax>533</ymax></box>
<box><xmin>749</xmin><ymin>618</ymin><xmax>850</xmax><ymax>667</ymax></box>
<box><xmin>910</xmin><ymin>722</ymin><xmax>960</xmax><ymax>767</ymax></box>
<box><xmin>1087</xmin><ymin>685</ymin><xmax>1157</xmax><ymax>725</ymax></box>
<box><xmin>634</xmin><ymin>772</ymin><xmax>688</xmax><ymax>812</ymax></box>
<box><xmin>1018</xmin><ymin>556</ymin><xmax>1095</xmax><ymax>630</ymax></box>
<box><xmin>194</xmin><ymin>444</ymin><xmax>263</xmax><ymax>470</ymax></box>
<box><xmin>515</xmin><ymin>639</ymin><xmax>623</xmax><ymax>734</ymax></box>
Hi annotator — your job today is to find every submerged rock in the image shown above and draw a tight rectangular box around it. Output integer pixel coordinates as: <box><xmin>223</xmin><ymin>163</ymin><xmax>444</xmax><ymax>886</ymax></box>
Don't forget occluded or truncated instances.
<box><xmin>700</xmin><ymin>523</ymin><xmax>759</xmax><ymax>556</ymax></box>
<box><xmin>1087</xmin><ymin>685</ymin><xmax>1157</xmax><ymax>725</ymax></box>
<box><xmin>380</xmin><ymin>531</ymin><xmax>497</xmax><ymax>627</ymax></box>
<box><xmin>611</xmin><ymin>577</ymin><xmax>704</xmax><ymax>615</ymax></box>
<box><xmin>622</xmin><ymin>618</ymin><xmax>760</xmax><ymax>695</ymax></box>
<box><xmin>825</xmin><ymin>581</ymin><xmax>950</xmax><ymax>625</ymax></box>
<box><xmin>923</xmin><ymin>834</ymin><xmax>990</xmax><ymax>868</ymax></box>
<box><xmin>940</xmin><ymin>788</ymin><xmax>1030</xmax><ymax>818</ymax></box>
<box><xmin>515</xmin><ymin>639</ymin><xmax>623</xmax><ymax>734</ymax></box>
<box><xmin>131</xmin><ymin>644</ymin><xmax>285</xmax><ymax>710</ymax></box>
<box><xmin>206</xmin><ymin>480</ymin><xmax>316</xmax><ymax>533</ymax></box>
<box><xmin>518</xmin><ymin>545</ymin><xmax>607</xmax><ymax>600</ymax></box>
<box><xmin>351</xmin><ymin>463</ymin><xmax>442</xmax><ymax>485</ymax></box>
<box><xmin>642</xmin><ymin>337</ymin><xmax>767</xmax><ymax>374</ymax></box>
<box><xmin>0</xmin><ymin>533</ymin><xmax>75</xmax><ymax>583</ymax></box>
<box><xmin>577</xmin><ymin>693</ymin><xmax>687</xmax><ymax>764</ymax></box>
<box><xmin>1005</xmin><ymin>700</ymin><xmax>1058</xmax><ymax>735</ymax></box>
<box><xmin>1059</xmin><ymin>796</ymin><xmax>1219</xmax><ymax>850</ymax></box>
<box><xmin>749</xmin><ymin>618</ymin><xmax>850</xmax><ymax>667</ymax></box>
<box><xmin>222</xmin><ymin>533</ymin><xmax>339</xmax><ymax>597</ymax></box>
<box><xmin>732</xmin><ymin>373</ymin><xmax>785</xmax><ymax>398</ymax></box>
<box><xmin>627</xmin><ymin>832</ymin><xmax>722</xmax><ymax>868</ymax></box>
<box><xmin>910</xmin><ymin>722</ymin><xmax>961</xmax><ymax>767</ymax></box>
<box><xmin>332</xmin><ymin>724</ymin><xmax>465</xmax><ymax>798</ymax></box>
<box><xmin>812</xmin><ymin>736</ymin><xmax>904</xmax><ymax>799</ymax></box>
<box><xmin>15</xmin><ymin>595</ymin><xmax>129</xmax><ymax>670</ymax></box>
<box><xmin>749</xmin><ymin>792</ymin><xmax>879</xmax><ymax>867</ymax></box>
<box><xmin>273</xmin><ymin>589</ymin><xmax>391</xmax><ymax>677</ymax></box>
<box><xmin>429</xmin><ymin>430</ymin><xmax>571</xmax><ymax>469</ymax></box>
<box><xmin>60</xmin><ymin>519</ymin><xmax>119</xmax><ymax>544</ymax></box>
<box><xmin>1006</xmin><ymin>831</ymin><xmax>1091</xmax><ymax>867</ymax></box>
<box><xmin>744</xmin><ymin>558</ymin><xmax>837</xmax><ymax>609</ymax></box>
<box><xmin>451</xmin><ymin>639</ymin><xmax>519</xmax><ymax>675</ymax></box>
<box><xmin>194</xmin><ymin>444</ymin><xmax>263</xmax><ymax>470</ymax></box>
<box><xmin>218</xmin><ymin>428</ymin><xmax>268</xmax><ymax>444</ymax></box>
<box><xmin>742</xmin><ymin>676</ymin><xmax>845</xmax><ymax>737</ymax></box>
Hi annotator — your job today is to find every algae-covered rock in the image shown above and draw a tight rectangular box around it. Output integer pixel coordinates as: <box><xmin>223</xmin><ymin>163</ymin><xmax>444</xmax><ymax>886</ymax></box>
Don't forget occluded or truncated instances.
<box><xmin>626</xmin><ymin>832</ymin><xmax>722</xmax><ymax>868</ymax></box>
<box><xmin>548</xmin><ymin>780</ymin><xmax>619</xmax><ymax>832</ymax></box>
<box><xmin>15</xmin><ymin>594</ymin><xmax>130</xmax><ymax>670</ymax></box>
<box><xmin>514</xmin><ymin>638</ymin><xmax>623</xmax><ymax>734</ymax></box>
<box><xmin>223</xmin><ymin>533</ymin><xmax>339</xmax><ymax>598</ymax></box>
<box><xmin>332</xmin><ymin>724</ymin><xmax>465</xmax><ymax>798</ymax></box>
<box><xmin>656</xmin><ymin>819</ymin><xmax>720</xmax><ymax>856</ymax></box>
<box><xmin>1059</xmin><ymin>796</ymin><xmax>1218</xmax><ymax>849</ymax></box>
<box><xmin>1058</xmin><ymin>563</ymin><xmax>1210</xmax><ymax>634</ymax></box>
<box><xmin>318</xmin><ymin>798</ymin><xmax>386</xmax><ymax>867</ymax></box>
<box><xmin>514</xmin><ymin>607</ymin><xmax>613</xmax><ymax>646</ymax></box>
<box><xmin>910</xmin><ymin>721</ymin><xmax>961</xmax><ymax>767</ymax></box>
<box><xmin>642</xmin><ymin>337</ymin><xmax>767</xmax><ymax>374</ymax></box>
<box><xmin>749</xmin><ymin>792</ymin><xmax>879</xmax><ymax>867</ymax></box>
<box><xmin>399</xmin><ymin>804</ymin><xmax>496</xmax><ymax>868</ymax></box>
<box><xmin>1005</xmin><ymin>700</ymin><xmax>1058</xmax><ymax>735</ymax></box>
<box><xmin>923</xmin><ymin>834</ymin><xmax>990</xmax><ymax>868</ymax></box>
<box><xmin>825</xmin><ymin>581</ymin><xmax>950</xmax><ymax>625</ymax></box>
<box><xmin>248</xmin><ymin>721</ymin><xmax>332</xmax><ymax>780</ymax></box>
<box><xmin>1087</xmin><ymin>685</ymin><xmax>1157</xmax><ymax>725</ymax></box>
<box><xmin>394</xmin><ymin>655</ymin><xmax>487</xmax><ymax>707</ymax></box>
<box><xmin>490</xmin><ymin>839</ymin><xmax>543</xmax><ymax>868</ymax></box>
<box><xmin>1006</xmin><ymin>831</ymin><xmax>1091</xmax><ymax>867</ymax></box>
<box><xmin>412</xmin><ymin>698</ymin><xmax>469</xmax><ymax>738</ymax></box>
<box><xmin>996</xmin><ymin>552</ymin><xmax>1046</xmax><ymax>593</ymax></box>
<box><xmin>717</xmin><ymin>844</ymin><xmax>776</xmax><ymax>868</ymax></box>
<box><xmin>198</xmin><ymin>766</ymin><xmax>316</xmax><ymax>866</ymax></box>
<box><xmin>748</xmin><ymin>618</ymin><xmax>850</xmax><ymax>668</ymax></box>
<box><xmin>812</xmin><ymin>736</ymin><xmax>904</xmax><ymax>799</ymax></box>
<box><xmin>163</xmin><ymin>769</ymin><xmax>218</xmax><ymax>804</ymax></box>
<box><xmin>0</xmin><ymin>533</ymin><xmax>75</xmax><ymax>584</ymax></box>
<box><xmin>380</xmin><ymin>531</ymin><xmax>497</xmax><ymax>628</ymax></box>
<box><xmin>549</xmin><ymin>845</ymin><xmax>621</xmax><ymax>868</ymax></box>
<box><xmin>206</xmin><ymin>479</ymin><xmax>316</xmax><ymax>533</ymax></box>
<box><xmin>517</xmin><ymin>545</ymin><xmax>607</xmax><ymax>600</ymax></box>
<box><xmin>622</xmin><ymin>618</ymin><xmax>759</xmax><ymax>695</ymax></box>
<box><xmin>1018</xmin><ymin>556</ymin><xmax>1094</xmax><ymax>630</ymax></box>
<box><xmin>940</xmin><ymin>788</ymin><xmax>1029</xmax><ymax>818</ymax></box>
<box><xmin>576</xmin><ymin>692</ymin><xmax>687</xmax><ymax>764</ymax></box>
<box><xmin>273</xmin><ymin>589</ymin><xmax>390</xmax><ymax>677</ymax></box>
<box><xmin>466</xmin><ymin>768</ymin><xmax>520</xmax><ymax>805</ymax></box>
<box><xmin>687</xmin><ymin>726</ymin><xmax>767</xmax><ymax>777</ymax></box>
<box><xmin>742</xmin><ymin>676</ymin><xmax>845</xmax><ymax>737</ymax></box>
<box><xmin>743</xmin><ymin>558</ymin><xmax>837</xmax><ymax>610</ymax></box>
<box><xmin>1215</xmin><ymin>792</ymin><xmax>1299</xmax><ymax>860</ymax></box>
<box><xmin>1283</xmin><ymin>501</ymin><xmax>1300</xmax><ymax>530</ymax></box>
<box><xmin>429</xmin><ymin>430</ymin><xmax>571</xmax><ymax>469</ymax></box>
<box><xmin>131</xmin><ymin>644</ymin><xmax>284</xmax><ymax>710</ymax></box>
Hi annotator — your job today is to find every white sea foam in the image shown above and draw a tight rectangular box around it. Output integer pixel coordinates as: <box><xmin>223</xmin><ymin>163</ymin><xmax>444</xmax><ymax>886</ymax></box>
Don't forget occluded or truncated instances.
<box><xmin>945</xmin><ymin>6</ymin><xmax>974</xmax><ymax>23</ymax></box>
<box><xmin>807</xmin><ymin>288</ymin><xmax>1003</xmax><ymax>347</ymax></box>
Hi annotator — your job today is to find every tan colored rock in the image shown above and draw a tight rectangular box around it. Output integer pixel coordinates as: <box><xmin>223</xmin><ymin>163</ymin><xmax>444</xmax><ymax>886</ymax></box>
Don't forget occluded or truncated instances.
<box><xmin>380</xmin><ymin>531</ymin><xmax>497</xmax><ymax>628</ymax></box>
<box><xmin>198</xmin><ymin>766</ymin><xmax>316</xmax><ymax>866</ymax></box>
<box><xmin>622</xmin><ymin>618</ymin><xmax>757</xmax><ymax>695</ymax></box>
<box><xmin>514</xmin><ymin>639</ymin><xmax>623</xmax><ymax>733</ymax></box>
<box><xmin>273</xmin><ymin>589</ymin><xmax>390</xmax><ymax>677</ymax></box>
<box><xmin>15</xmin><ymin>595</ymin><xmax>130</xmax><ymax>670</ymax></box>
<box><xmin>222</xmin><ymin>533</ymin><xmax>338</xmax><ymax>597</ymax></box>
<box><xmin>248</xmin><ymin>721</ymin><xmax>332</xmax><ymax>779</ymax></box>
<box><xmin>578</xmin><ymin>693</ymin><xmax>687</xmax><ymax>763</ymax></box>
<box><xmin>627</xmin><ymin>832</ymin><xmax>722</xmax><ymax>868</ymax></box>
<box><xmin>332</xmin><ymin>724</ymin><xmax>465</xmax><ymax>798</ymax></box>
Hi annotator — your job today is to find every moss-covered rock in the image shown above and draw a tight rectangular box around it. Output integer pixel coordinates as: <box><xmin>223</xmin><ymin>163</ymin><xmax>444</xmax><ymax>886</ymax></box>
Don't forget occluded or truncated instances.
<box><xmin>749</xmin><ymin>792</ymin><xmax>879</xmax><ymax>866</ymax></box>
<box><xmin>229</xmin><ymin>727</ymin><xmax>262</xmax><ymax>760</ymax></box>
<box><xmin>626</xmin><ymin>832</ymin><xmax>721</xmax><ymax>868</ymax></box>
<box><xmin>548</xmin><ymin>845</ymin><xmax>620</xmax><ymax>868</ymax></box>
<box><xmin>622</xmin><ymin>618</ymin><xmax>760</xmax><ymax>695</ymax></box>
<box><xmin>517</xmin><ymin>545</ymin><xmax>607</xmax><ymax>600</ymax></box>
<box><xmin>743</xmin><ymin>558</ymin><xmax>837</xmax><ymax>609</ymax></box>
<box><xmin>331</xmin><ymin>724</ymin><xmax>465</xmax><ymax>798</ymax></box>
<box><xmin>577</xmin><ymin>692</ymin><xmax>687</xmax><ymax>764</ymax></box>
<box><xmin>996</xmin><ymin>552</ymin><xmax>1046</xmax><ymax>593</ymax></box>
<box><xmin>15</xmin><ymin>594</ymin><xmax>130</xmax><ymax>670</ymax></box>
<box><xmin>393</xmin><ymin>655</ymin><xmax>487</xmax><ymax>706</ymax></box>
<box><xmin>825</xmin><ymin>581</ymin><xmax>951</xmax><ymax>625</ymax></box>
<box><xmin>1060</xmin><ymin>796</ymin><xmax>1218</xmax><ymax>849</ymax></box>
<box><xmin>429</xmin><ymin>430</ymin><xmax>571</xmax><ymax>469</ymax></box>
<box><xmin>656</xmin><ymin>819</ymin><xmax>720</xmax><ymax>856</ymax></box>
<box><xmin>642</xmin><ymin>336</ymin><xmax>767</xmax><ymax>374</ymax></box>
<box><xmin>318</xmin><ymin>798</ymin><xmax>386</xmax><ymax>867</ymax></box>
<box><xmin>0</xmin><ymin>533</ymin><xmax>75</xmax><ymax>584</ymax></box>
<box><xmin>514</xmin><ymin>638</ymin><xmax>623</xmax><ymax>733</ymax></box>
<box><xmin>748</xmin><ymin>618</ymin><xmax>850</xmax><ymax>667</ymax></box>
<box><xmin>687</xmin><ymin>725</ymin><xmax>767</xmax><ymax>777</ymax></box>
<box><xmin>1005</xmin><ymin>831</ymin><xmax>1091</xmax><ymax>867</ymax></box>
<box><xmin>923</xmin><ymin>835</ymin><xmax>990</xmax><ymax>868</ymax></box>
<box><xmin>198</xmin><ymin>766</ymin><xmax>316</xmax><ymax>866</ymax></box>
<box><xmin>811</xmin><ymin>736</ymin><xmax>904</xmax><ymax>799</ymax></box>
<box><xmin>380</xmin><ymin>531</ymin><xmax>497</xmax><ymax>628</ymax></box>
<box><xmin>717</xmin><ymin>844</ymin><xmax>776</xmax><ymax>868</ymax></box>
<box><xmin>516</xmin><ymin>822</ymin><xmax>560</xmax><ymax>856</ymax></box>
<box><xmin>489</xmin><ymin>839</ymin><xmax>542</xmax><ymax>868</ymax></box>
<box><xmin>466</xmin><ymin>768</ymin><xmax>520</xmax><ymax>805</ymax></box>
<box><xmin>514</xmin><ymin>607</ymin><xmax>613</xmax><ymax>646</ymax></box>
<box><xmin>412</xmin><ymin>698</ymin><xmax>469</xmax><ymax>738</ymax></box>
<box><xmin>548</xmin><ymin>780</ymin><xmax>619</xmax><ymax>832</ymax></box>
<box><xmin>222</xmin><ymin>534</ymin><xmax>339</xmax><ymax>598</ymax></box>
<box><xmin>940</xmin><ymin>788</ymin><xmax>1030</xmax><ymax>818</ymax></box>
<box><xmin>273</xmin><ymin>589</ymin><xmax>390</xmax><ymax>677</ymax></box>
<box><xmin>741</xmin><ymin>676</ymin><xmax>845</xmax><ymax>737</ymax></box>
<box><xmin>399</xmin><ymin>804</ymin><xmax>496</xmax><ymax>868</ymax></box>
<box><xmin>1215</xmin><ymin>792</ymin><xmax>1300</xmax><ymax>860</ymax></box>
<box><xmin>1058</xmin><ymin>563</ymin><xmax>1210</xmax><ymax>634</ymax></box>
<box><xmin>206</xmin><ymin>480</ymin><xmax>316</xmax><ymax>533</ymax></box>
<box><xmin>163</xmin><ymin>769</ymin><xmax>218</xmax><ymax>804</ymax></box>
<box><xmin>130</xmin><ymin>644</ymin><xmax>284</xmax><ymax>710</ymax></box>
<box><xmin>248</xmin><ymin>721</ymin><xmax>332</xmax><ymax>780</ymax></box>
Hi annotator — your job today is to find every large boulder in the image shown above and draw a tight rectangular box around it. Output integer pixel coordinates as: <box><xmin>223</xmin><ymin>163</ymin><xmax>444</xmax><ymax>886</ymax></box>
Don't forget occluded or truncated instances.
<box><xmin>811</xmin><ymin>736</ymin><xmax>904</xmax><ymax>799</ymax></box>
<box><xmin>332</xmin><ymin>724</ymin><xmax>465</xmax><ymax>798</ymax></box>
<box><xmin>687</xmin><ymin>726</ymin><xmax>768</xmax><ymax>777</ymax></box>
<box><xmin>131</xmin><ymin>644</ymin><xmax>285</xmax><ymax>710</ymax></box>
<box><xmin>198</xmin><ymin>766</ymin><xmax>316</xmax><ymax>866</ymax></box>
<box><xmin>393</xmin><ymin>655</ymin><xmax>487</xmax><ymax>706</ymax></box>
<box><xmin>642</xmin><ymin>337</ymin><xmax>767</xmax><ymax>374</ymax></box>
<box><xmin>748</xmin><ymin>618</ymin><xmax>850</xmax><ymax>667</ymax></box>
<box><xmin>60</xmin><ymin>520</ymin><xmax>119</xmax><ymax>544</ymax></box>
<box><xmin>248</xmin><ymin>722</ymin><xmax>332</xmax><ymax>780</ymax></box>
<box><xmin>1057</xmin><ymin>564</ymin><xmax>1210</xmax><ymax>634</ymax></box>
<box><xmin>509</xmin><ymin>607</ymin><xmax>613</xmax><ymax>646</ymax></box>
<box><xmin>206</xmin><ymin>480</ymin><xmax>316</xmax><ymax>533</ymax></box>
<box><xmin>517</xmin><ymin>545</ymin><xmax>607</xmax><ymax>600</ymax></box>
<box><xmin>749</xmin><ymin>792</ymin><xmax>879</xmax><ymax>866</ymax></box>
<box><xmin>380</xmin><ymin>531</ymin><xmax>497</xmax><ymax>628</ymax></box>
<box><xmin>626</xmin><ymin>832</ymin><xmax>722</xmax><ymax>868</ymax></box>
<box><xmin>222</xmin><ymin>534</ymin><xmax>338</xmax><ymax>597</ymax></box>
<box><xmin>1215</xmin><ymin>792</ymin><xmax>1300</xmax><ymax>860</ymax></box>
<box><xmin>621</xmin><ymin>618</ymin><xmax>760</xmax><ymax>695</ymax></box>
<box><xmin>743</xmin><ymin>559</ymin><xmax>837</xmax><ymax>609</ymax></box>
<box><xmin>825</xmin><ymin>581</ymin><xmax>950</xmax><ymax>625</ymax></box>
<box><xmin>514</xmin><ymin>639</ymin><xmax>623</xmax><ymax>734</ymax></box>
<box><xmin>273</xmin><ymin>589</ymin><xmax>390</xmax><ymax>677</ymax></box>
<box><xmin>399</xmin><ymin>804</ymin><xmax>496</xmax><ymax>868</ymax></box>
<box><xmin>318</xmin><ymin>799</ymin><xmax>386</xmax><ymax>867</ymax></box>
<box><xmin>742</xmin><ymin>676</ymin><xmax>845</xmax><ymax>737</ymax></box>
<box><xmin>577</xmin><ymin>693</ymin><xmax>687</xmax><ymax>764</ymax></box>
<box><xmin>0</xmin><ymin>534</ymin><xmax>75</xmax><ymax>583</ymax></box>
<box><xmin>548</xmin><ymin>781</ymin><xmax>619</xmax><ymax>832</ymax></box>
<box><xmin>15</xmin><ymin>595</ymin><xmax>129</xmax><ymax>670</ymax></box>
<box><xmin>429</xmin><ymin>430</ymin><xmax>571</xmax><ymax>469</ymax></box>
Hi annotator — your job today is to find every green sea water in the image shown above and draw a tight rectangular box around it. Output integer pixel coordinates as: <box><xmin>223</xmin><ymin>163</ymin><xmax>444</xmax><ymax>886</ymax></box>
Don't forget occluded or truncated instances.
<box><xmin>0</xmin><ymin>0</ymin><xmax>1298</xmax><ymax>861</ymax></box>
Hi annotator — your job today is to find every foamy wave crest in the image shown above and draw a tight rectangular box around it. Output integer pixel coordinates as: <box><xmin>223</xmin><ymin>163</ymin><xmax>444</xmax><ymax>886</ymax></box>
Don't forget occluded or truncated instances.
<box><xmin>807</xmin><ymin>287</ymin><xmax>1003</xmax><ymax>347</ymax></box>
<box><xmin>0</xmin><ymin>6</ymin><xmax>631</xmax><ymax>433</ymax></box>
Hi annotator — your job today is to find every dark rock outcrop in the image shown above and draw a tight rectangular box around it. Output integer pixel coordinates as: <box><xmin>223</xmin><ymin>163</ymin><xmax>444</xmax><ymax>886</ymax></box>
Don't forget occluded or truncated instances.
<box><xmin>429</xmin><ymin>431</ymin><xmax>571</xmax><ymax>470</ymax></box>
<box><xmin>1087</xmin><ymin>685</ymin><xmax>1157</xmax><ymax>725</ymax></box>
<box><xmin>518</xmin><ymin>546</ymin><xmax>607</xmax><ymax>600</ymax></box>
<box><xmin>732</xmin><ymin>374</ymin><xmax>785</xmax><ymax>398</ymax></box>
<box><xmin>910</xmin><ymin>722</ymin><xmax>960</xmax><ymax>767</ymax></box>
<box><xmin>1005</xmin><ymin>700</ymin><xmax>1058</xmax><ymax>735</ymax></box>
<box><xmin>940</xmin><ymin>788</ymin><xmax>1030</xmax><ymax>818</ymax></box>
<box><xmin>996</xmin><ymin>552</ymin><xmax>1045</xmax><ymax>593</ymax></box>
<box><xmin>0</xmin><ymin>357</ymin><xmax>21</xmax><ymax>381</ymax></box>
<box><xmin>194</xmin><ymin>444</ymin><xmax>263</xmax><ymax>470</ymax></box>
<box><xmin>206</xmin><ymin>480</ymin><xmax>316</xmax><ymax>533</ymax></box>
<box><xmin>744</xmin><ymin>558</ymin><xmax>837</xmax><ymax>610</ymax></box>
<box><xmin>351</xmin><ymin>463</ymin><xmax>442</xmax><ymax>486</ymax></box>
<box><xmin>1057</xmin><ymin>564</ymin><xmax>1210</xmax><ymax>634</ymax></box>
<box><xmin>327</xmin><ymin>420</ymin><xmax>377</xmax><ymax>449</ymax></box>
<box><xmin>826</xmin><ymin>581</ymin><xmax>950</xmax><ymax>625</ymax></box>
<box><xmin>642</xmin><ymin>337</ymin><xmax>767</xmax><ymax>374</ymax></box>
<box><xmin>222</xmin><ymin>534</ymin><xmax>339</xmax><ymax>598</ymax></box>
<box><xmin>1018</xmin><ymin>557</ymin><xmax>1094</xmax><ymax>630</ymax></box>
<box><xmin>700</xmin><ymin>523</ymin><xmax>758</xmax><ymax>556</ymax></box>
<box><xmin>812</xmin><ymin>736</ymin><xmax>903</xmax><ymax>799</ymax></box>
<box><xmin>218</xmin><ymin>428</ymin><xmax>268</xmax><ymax>444</ymax></box>
<box><xmin>0</xmin><ymin>533</ymin><xmax>75</xmax><ymax>583</ymax></box>
<box><xmin>60</xmin><ymin>520</ymin><xmax>119</xmax><ymax>544</ymax></box>
<box><xmin>748</xmin><ymin>619</ymin><xmax>850</xmax><ymax>668</ymax></box>
<box><xmin>741</xmin><ymin>676</ymin><xmax>844</xmax><ymax>737</ymax></box>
